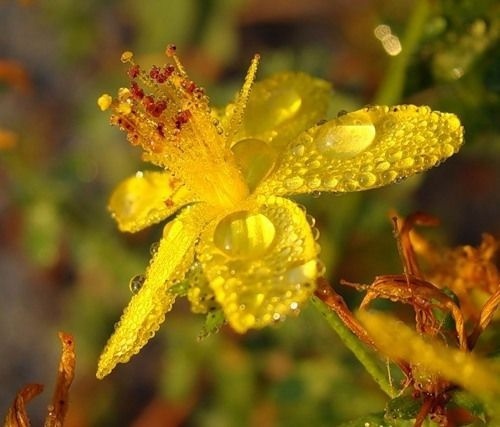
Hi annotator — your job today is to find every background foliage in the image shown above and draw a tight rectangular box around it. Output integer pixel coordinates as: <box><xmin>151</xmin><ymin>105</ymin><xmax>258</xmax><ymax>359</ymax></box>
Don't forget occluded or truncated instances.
<box><xmin>0</xmin><ymin>0</ymin><xmax>498</xmax><ymax>425</ymax></box>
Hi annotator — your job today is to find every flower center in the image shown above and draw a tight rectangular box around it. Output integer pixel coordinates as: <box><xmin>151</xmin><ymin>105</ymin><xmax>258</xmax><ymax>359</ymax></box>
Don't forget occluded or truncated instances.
<box><xmin>315</xmin><ymin>111</ymin><xmax>376</xmax><ymax>159</ymax></box>
<box><xmin>213</xmin><ymin>211</ymin><xmax>276</xmax><ymax>258</ymax></box>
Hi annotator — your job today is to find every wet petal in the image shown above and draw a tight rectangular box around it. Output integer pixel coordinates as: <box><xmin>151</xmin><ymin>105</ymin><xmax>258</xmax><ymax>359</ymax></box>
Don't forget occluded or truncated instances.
<box><xmin>109</xmin><ymin>171</ymin><xmax>197</xmax><ymax>232</ymax></box>
<box><xmin>197</xmin><ymin>195</ymin><xmax>320</xmax><ymax>333</ymax></box>
<box><xmin>256</xmin><ymin>105</ymin><xmax>463</xmax><ymax>196</ymax></box>
<box><xmin>359</xmin><ymin>311</ymin><xmax>500</xmax><ymax>399</ymax></box>
<box><xmin>97</xmin><ymin>204</ymin><xmax>213</xmax><ymax>378</ymax></box>
<box><xmin>229</xmin><ymin>72</ymin><xmax>331</xmax><ymax>148</ymax></box>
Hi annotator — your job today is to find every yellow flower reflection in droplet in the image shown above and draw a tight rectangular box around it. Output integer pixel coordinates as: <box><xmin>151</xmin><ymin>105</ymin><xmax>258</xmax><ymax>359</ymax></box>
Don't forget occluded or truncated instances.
<box><xmin>96</xmin><ymin>45</ymin><xmax>464</xmax><ymax>378</ymax></box>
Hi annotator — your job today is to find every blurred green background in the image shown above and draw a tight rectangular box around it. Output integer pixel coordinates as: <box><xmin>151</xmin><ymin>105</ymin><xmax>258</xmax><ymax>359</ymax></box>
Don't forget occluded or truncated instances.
<box><xmin>0</xmin><ymin>0</ymin><xmax>499</xmax><ymax>425</ymax></box>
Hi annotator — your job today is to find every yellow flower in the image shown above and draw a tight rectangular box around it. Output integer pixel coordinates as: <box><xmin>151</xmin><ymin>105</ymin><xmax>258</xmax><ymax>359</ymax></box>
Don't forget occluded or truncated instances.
<box><xmin>96</xmin><ymin>46</ymin><xmax>463</xmax><ymax>378</ymax></box>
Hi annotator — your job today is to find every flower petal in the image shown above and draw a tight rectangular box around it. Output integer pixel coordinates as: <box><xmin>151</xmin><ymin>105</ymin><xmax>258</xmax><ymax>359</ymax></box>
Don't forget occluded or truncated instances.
<box><xmin>229</xmin><ymin>72</ymin><xmax>331</xmax><ymax>148</ymax></box>
<box><xmin>97</xmin><ymin>204</ymin><xmax>212</xmax><ymax>378</ymax></box>
<box><xmin>256</xmin><ymin>105</ymin><xmax>463</xmax><ymax>196</ymax></box>
<box><xmin>197</xmin><ymin>195</ymin><xmax>320</xmax><ymax>333</ymax></box>
<box><xmin>109</xmin><ymin>171</ymin><xmax>197</xmax><ymax>232</ymax></box>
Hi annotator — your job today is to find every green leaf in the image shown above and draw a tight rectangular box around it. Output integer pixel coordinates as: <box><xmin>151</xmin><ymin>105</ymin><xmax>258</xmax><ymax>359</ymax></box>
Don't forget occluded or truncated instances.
<box><xmin>449</xmin><ymin>390</ymin><xmax>488</xmax><ymax>423</ymax></box>
<box><xmin>385</xmin><ymin>394</ymin><xmax>421</xmax><ymax>420</ymax></box>
<box><xmin>197</xmin><ymin>309</ymin><xmax>226</xmax><ymax>341</ymax></box>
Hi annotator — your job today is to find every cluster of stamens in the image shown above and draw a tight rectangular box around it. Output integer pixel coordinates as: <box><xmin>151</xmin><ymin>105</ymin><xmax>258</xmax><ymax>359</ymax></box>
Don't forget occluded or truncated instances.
<box><xmin>99</xmin><ymin>45</ymin><xmax>209</xmax><ymax>158</ymax></box>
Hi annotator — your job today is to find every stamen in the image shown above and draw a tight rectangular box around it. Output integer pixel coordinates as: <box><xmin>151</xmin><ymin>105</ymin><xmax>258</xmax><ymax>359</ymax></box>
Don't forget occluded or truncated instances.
<box><xmin>226</xmin><ymin>54</ymin><xmax>260</xmax><ymax>143</ymax></box>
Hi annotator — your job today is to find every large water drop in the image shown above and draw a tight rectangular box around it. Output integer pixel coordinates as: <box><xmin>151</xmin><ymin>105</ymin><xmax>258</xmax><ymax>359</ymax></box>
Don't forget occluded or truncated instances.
<box><xmin>315</xmin><ymin>112</ymin><xmax>376</xmax><ymax>159</ymax></box>
<box><xmin>129</xmin><ymin>274</ymin><xmax>145</xmax><ymax>294</ymax></box>
<box><xmin>213</xmin><ymin>211</ymin><xmax>276</xmax><ymax>259</ymax></box>
<box><xmin>232</xmin><ymin>138</ymin><xmax>277</xmax><ymax>191</ymax></box>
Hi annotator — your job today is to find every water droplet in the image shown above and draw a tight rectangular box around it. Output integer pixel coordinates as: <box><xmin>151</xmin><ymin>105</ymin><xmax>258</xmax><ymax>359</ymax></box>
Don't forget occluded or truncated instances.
<box><xmin>265</xmin><ymin>88</ymin><xmax>302</xmax><ymax>126</ymax></box>
<box><xmin>381</xmin><ymin>170</ymin><xmax>399</xmax><ymax>183</ymax></box>
<box><xmin>305</xmin><ymin>214</ymin><xmax>316</xmax><ymax>227</ymax></box>
<box><xmin>291</xmin><ymin>143</ymin><xmax>305</xmax><ymax>157</ymax></box>
<box><xmin>441</xmin><ymin>143</ymin><xmax>455</xmax><ymax>157</ymax></box>
<box><xmin>232</xmin><ymin>138</ymin><xmax>277</xmax><ymax>191</ymax></box>
<box><xmin>315</xmin><ymin>112</ymin><xmax>376</xmax><ymax>159</ymax></box>
<box><xmin>324</xmin><ymin>175</ymin><xmax>339</xmax><ymax>188</ymax></box>
<box><xmin>311</xmin><ymin>227</ymin><xmax>320</xmax><ymax>240</ymax></box>
<box><xmin>358</xmin><ymin>172</ymin><xmax>377</xmax><ymax>187</ymax></box>
<box><xmin>213</xmin><ymin>211</ymin><xmax>276</xmax><ymax>259</ymax></box>
<box><xmin>311</xmin><ymin>190</ymin><xmax>322</xmax><ymax>198</ymax></box>
<box><xmin>387</xmin><ymin>149</ymin><xmax>403</xmax><ymax>161</ymax></box>
<box><xmin>284</xmin><ymin>176</ymin><xmax>304</xmax><ymax>191</ymax></box>
<box><xmin>285</xmin><ymin>259</ymin><xmax>317</xmax><ymax>285</ymax></box>
<box><xmin>398</xmin><ymin>157</ymin><xmax>415</xmax><ymax>168</ymax></box>
<box><xmin>150</xmin><ymin>241</ymin><xmax>159</xmax><ymax>255</ymax></box>
<box><xmin>129</xmin><ymin>274</ymin><xmax>145</xmax><ymax>294</ymax></box>
<box><xmin>446</xmin><ymin>114</ymin><xmax>461</xmax><ymax>131</ymax></box>
<box><xmin>375</xmin><ymin>161</ymin><xmax>391</xmax><ymax>171</ymax></box>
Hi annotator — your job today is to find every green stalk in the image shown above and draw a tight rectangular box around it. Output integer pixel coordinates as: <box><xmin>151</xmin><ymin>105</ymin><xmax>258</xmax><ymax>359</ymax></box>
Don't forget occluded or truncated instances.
<box><xmin>374</xmin><ymin>0</ymin><xmax>432</xmax><ymax>105</ymax></box>
<box><xmin>311</xmin><ymin>296</ymin><xmax>396</xmax><ymax>398</ymax></box>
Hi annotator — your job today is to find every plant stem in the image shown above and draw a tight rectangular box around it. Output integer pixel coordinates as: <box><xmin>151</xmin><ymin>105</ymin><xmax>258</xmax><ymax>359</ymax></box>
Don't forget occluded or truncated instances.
<box><xmin>311</xmin><ymin>294</ymin><xmax>396</xmax><ymax>398</ymax></box>
<box><xmin>374</xmin><ymin>0</ymin><xmax>432</xmax><ymax>105</ymax></box>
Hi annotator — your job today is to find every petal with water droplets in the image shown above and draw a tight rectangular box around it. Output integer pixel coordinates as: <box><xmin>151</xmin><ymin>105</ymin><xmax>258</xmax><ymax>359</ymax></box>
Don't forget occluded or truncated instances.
<box><xmin>108</xmin><ymin>171</ymin><xmax>197</xmax><ymax>233</ymax></box>
<box><xmin>256</xmin><ymin>105</ymin><xmax>463</xmax><ymax>196</ymax></box>
<box><xmin>229</xmin><ymin>72</ymin><xmax>331</xmax><ymax>148</ymax></box>
<box><xmin>97</xmin><ymin>204</ymin><xmax>213</xmax><ymax>378</ymax></box>
<box><xmin>197</xmin><ymin>195</ymin><xmax>319</xmax><ymax>333</ymax></box>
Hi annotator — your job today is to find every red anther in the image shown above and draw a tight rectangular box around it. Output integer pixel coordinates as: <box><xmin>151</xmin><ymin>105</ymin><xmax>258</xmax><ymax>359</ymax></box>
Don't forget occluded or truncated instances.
<box><xmin>164</xmin><ymin>64</ymin><xmax>175</xmax><ymax>77</ymax></box>
<box><xmin>157</xmin><ymin>123</ymin><xmax>165</xmax><ymax>138</ymax></box>
<box><xmin>149</xmin><ymin>66</ymin><xmax>160</xmax><ymax>80</ymax></box>
<box><xmin>183</xmin><ymin>80</ymin><xmax>196</xmax><ymax>93</ymax></box>
<box><xmin>142</xmin><ymin>95</ymin><xmax>154</xmax><ymax>108</ymax></box>
<box><xmin>166</xmin><ymin>44</ymin><xmax>177</xmax><ymax>57</ymax></box>
<box><xmin>128</xmin><ymin>64</ymin><xmax>140</xmax><ymax>78</ymax></box>
<box><xmin>175</xmin><ymin>109</ymin><xmax>192</xmax><ymax>129</ymax></box>
<box><xmin>151</xmin><ymin>100</ymin><xmax>167</xmax><ymax>117</ymax></box>
<box><xmin>130</xmin><ymin>82</ymin><xmax>144</xmax><ymax>99</ymax></box>
<box><xmin>156</xmin><ymin>72</ymin><xmax>167</xmax><ymax>83</ymax></box>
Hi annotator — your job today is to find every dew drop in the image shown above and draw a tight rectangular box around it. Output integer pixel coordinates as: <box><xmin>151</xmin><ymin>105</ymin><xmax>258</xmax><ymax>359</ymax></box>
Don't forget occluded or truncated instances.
<box><xmin>150</xmin><ymin>241</ymin><xmax>159</xmax><ymax>256</ymax></box>
<box><xmin>129</xmin><ymin>274</ymin><xmax>145</xmax><ymax>294</ymax></box>
<box><xmin>305</xmin><ymin>214</ymin><xmax>316</xmax><ymax>227</ymax></box>
<box><xmin>446</xmin><ymin>114</ymin><xmax>461</xmax><ymax>131</ymax></box>
<box><xmin>284</xmin><ymin>176</ymin><xmax>304</xmax><ymax>191</ymax></box>
<box><xmin>285</xmin><ymin>259</ymin><xmax>317</xmax><ymax>285</ymax></box>
<box><xmin>358</xmin><ymin>172</ymin><xmax>377</xmax><ymax>187</ymax></box>
<box><xmin>213</xmin><ymin>211</ymin><xmax>276</xmax><ymax>259</ymax></box>
<box><xmin>232</xmin><ymin>138</ymin><xmax>277</xmax><ymax>191</ymax></box>
<box><xmin>263</xmin><ymin>88</ymin><xmax>302</xmax><ymax>126</ymax></box>
<box><xmin>291</xmin><ymin>143</ymin><xmax>305</xmax><ymax>157</ymax></box>
<box><xmin>375</xmin><ymin>160</ymin><xmax>391</xmax><ymax>172</ymax></box>
<box><xmin>441</xmin><ymin>143</ymin><xmax>455</xmax><ymax>157</ymax></box>
<box><xmin>315</xmin><ymin>112</ymin><xmax>376</xmax><ymax>159</ymax></box>
<box><xmin>324</xmin><ymin>175</ymin><xmax>339</xmax><ymax>188</ymax></box>
<box><xmin>398</xmin><ymin>157</ymin><xmax>415</xmax><ymax>168</ymax></box>
<box><xmin>381</xmin><ymin>170</ymin><xmax>399</xmax><ymax>183</ymax></box>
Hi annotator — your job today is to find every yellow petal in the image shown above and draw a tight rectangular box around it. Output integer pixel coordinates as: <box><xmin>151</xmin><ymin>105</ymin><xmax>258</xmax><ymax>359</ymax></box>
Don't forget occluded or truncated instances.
<box><xmin>256</xmin><ymin>105</ymin><xmax>463</xmax><ymax>196</ymax></box>
<box><xmin>230</xmin><ymin>72</ymin><xmax>331</xmax><ymax>148</ymax></box>
<box><xmin>97</xmin><ymin>204</ymin><xmax>213</xmax><ymax>378</ymax></box>
<box><xmin>108</xmin><ymin>171</ymin><xmax>197</xmax><ymax>232</ymax></box>
<box><xmin>197</xmin><ymin>195</ymin><xmax>320</xmax><ymax>333</ymax></box>
<box><xmin>358</xmin><ymin>311</ymin><xmax>500</xmax><ymax>398</ymax></box>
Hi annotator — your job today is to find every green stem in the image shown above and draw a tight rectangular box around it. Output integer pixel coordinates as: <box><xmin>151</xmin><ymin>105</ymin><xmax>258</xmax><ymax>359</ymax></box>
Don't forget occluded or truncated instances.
<box><xmin>374</xmin><ymin>0</ymin><xmax>432</xmax><ymax>105</ymax></box>
<box><xmin>311</xmin><ymin>296</ymin><xmax>396</xmax><ymax>398</ymax></box>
